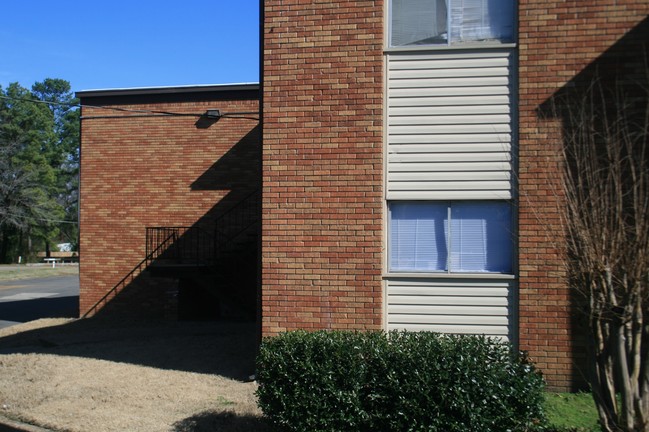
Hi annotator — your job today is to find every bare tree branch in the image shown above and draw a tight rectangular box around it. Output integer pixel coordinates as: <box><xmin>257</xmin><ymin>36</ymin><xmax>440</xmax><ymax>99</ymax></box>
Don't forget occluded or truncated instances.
<box><xmin>557</xmin><ymin>73</ymin><xmax>649</xmax><ymax>431</ymax></box>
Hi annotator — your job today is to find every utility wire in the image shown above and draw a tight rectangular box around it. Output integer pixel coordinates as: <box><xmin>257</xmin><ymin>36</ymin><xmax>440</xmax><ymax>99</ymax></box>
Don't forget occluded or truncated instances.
<box><xmin>0</xmin><ymin>94</ymin><xmax>78</xmax><ymax>109</ymax></box>
<box><xmin>0</xmin><ymin>93</ymin><xmax>189</xmax><ymax>115</ymax></box>
<box><xmin>79</xmin><ymin>112</ymin><xmax>260</xmax><ymax>120</ymax></box>
<box><xmin>0</xmin><ymin>94</ymin><xmax>259</xmax><ymax>119</ymax></box>
<box><xmin>0</xmin><ymin>209</ymin><xmax>78</xmax><ymax>225</ymax></box>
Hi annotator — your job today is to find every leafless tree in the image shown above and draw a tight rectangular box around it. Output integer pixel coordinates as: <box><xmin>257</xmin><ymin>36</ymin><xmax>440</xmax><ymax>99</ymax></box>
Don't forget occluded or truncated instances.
<box><xmin>559</xmin><ymin>74</ymin><xmax>648</xmax><ymax>431</ymax></box>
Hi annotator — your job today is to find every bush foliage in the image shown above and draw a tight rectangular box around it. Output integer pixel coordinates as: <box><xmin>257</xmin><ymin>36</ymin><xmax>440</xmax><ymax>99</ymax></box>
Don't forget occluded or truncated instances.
<box><xmin>256</xmin><ymin>330</ymin><xmax>546</xmax><ymax>432</ymax></box>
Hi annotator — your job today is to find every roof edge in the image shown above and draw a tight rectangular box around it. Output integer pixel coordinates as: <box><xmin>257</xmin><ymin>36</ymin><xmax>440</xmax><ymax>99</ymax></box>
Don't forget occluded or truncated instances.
<box><xmin>76</xmin><ymin>83</ymin><xmax>259</xmax><ymax>98</ymax></box>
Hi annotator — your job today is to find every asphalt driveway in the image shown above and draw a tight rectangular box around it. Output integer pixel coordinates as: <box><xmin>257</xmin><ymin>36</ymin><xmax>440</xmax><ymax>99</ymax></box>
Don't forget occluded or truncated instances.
<box><xmin>0</xmin><ymin>276</ymin><xmax>79</xmax><ymax>330</ymax></box>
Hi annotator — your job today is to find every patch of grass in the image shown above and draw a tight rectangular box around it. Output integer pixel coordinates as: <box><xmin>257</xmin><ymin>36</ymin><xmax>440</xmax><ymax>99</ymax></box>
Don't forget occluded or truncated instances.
<box><xmin>0</xmin><ymin>265</ymin><xmax>78</xmax><ymax>281</ymax></box>
<box><xmin>217</xmin><ymin>396</ymin><xmax>235</xmax><ymax>407</ymax></box>
<box><xmin>545</xmin><ymin>392</ymin><xmax>600</xmax><ymax>432</ymax></box>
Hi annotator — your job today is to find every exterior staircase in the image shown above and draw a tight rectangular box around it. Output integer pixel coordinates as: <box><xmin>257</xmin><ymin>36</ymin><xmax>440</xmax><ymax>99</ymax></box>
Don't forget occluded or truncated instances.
<box><xmin>83</xmin><ymin>190</ymin><xmax>260</xmax><ymax>320</ymax></box>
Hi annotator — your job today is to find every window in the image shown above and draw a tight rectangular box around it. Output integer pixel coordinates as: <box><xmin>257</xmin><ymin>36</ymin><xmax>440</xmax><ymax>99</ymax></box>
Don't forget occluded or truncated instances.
<box><xmin>389</xmin><ymin>0</ymin><xmax>515</xmax><ymax>47</ymax></box>
<box><xmin>389</xmin><ymin>201</ymin><xmax>512</xmax><ymax>273</ymax></box>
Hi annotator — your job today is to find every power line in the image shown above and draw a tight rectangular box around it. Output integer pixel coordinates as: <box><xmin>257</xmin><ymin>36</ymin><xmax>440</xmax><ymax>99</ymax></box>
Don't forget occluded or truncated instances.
<box><xmin>0</xmin><ymin>93</ymin><xmax>196</xmax><ymax>116</ymax></box>
<box><xmin>0</xmin><ymin>209</ymin><xmax>78</xmax><ymax>225</ymax></box>
<box><xmin>0</xmin><ymin>94</ymin><xmax>259</xmax><ymax>120</ymax></box>
<box><xmin>78</xmin><ymin>112</ymin><xmax>260</xmax><ymax>121</ymax></box>
<box><xmin>0</xmin><ymin>93</ymin><xmax>81</xmax><ymax>109</ymax></box>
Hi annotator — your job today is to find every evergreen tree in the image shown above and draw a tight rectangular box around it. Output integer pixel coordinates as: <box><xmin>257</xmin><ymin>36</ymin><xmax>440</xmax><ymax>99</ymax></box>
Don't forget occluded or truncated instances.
<box><xmin>0</xmin><ymin>79</ymin><xmax>79</xmax><ymax>263</ymax></box>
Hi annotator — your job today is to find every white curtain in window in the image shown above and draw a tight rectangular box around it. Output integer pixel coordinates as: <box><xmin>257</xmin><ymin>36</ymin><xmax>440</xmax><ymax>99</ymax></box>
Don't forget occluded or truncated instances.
<box><xmin>450</xmin><ymin>0</ymin><xmax>514</xmax><ymax>43</ymax></box>
<box><xmin>390</xmin><ymin>203</ymin><xmax>447</xmax><ymax>271</ymax></box>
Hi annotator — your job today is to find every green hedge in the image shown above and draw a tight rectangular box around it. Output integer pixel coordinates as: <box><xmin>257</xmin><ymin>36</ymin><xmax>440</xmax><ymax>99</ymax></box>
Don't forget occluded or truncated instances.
<box><xmin>256</xmin><ymin>330</ymin><xmax>546</xmax><ymax>432</ymax></box>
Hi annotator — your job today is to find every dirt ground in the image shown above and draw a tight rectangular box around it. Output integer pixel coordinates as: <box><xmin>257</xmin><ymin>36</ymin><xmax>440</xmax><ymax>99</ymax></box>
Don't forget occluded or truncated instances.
<box><xmin>0</xmin><ymin>317</ymin><xmax>270</xmax><ymax>432</ymax></box>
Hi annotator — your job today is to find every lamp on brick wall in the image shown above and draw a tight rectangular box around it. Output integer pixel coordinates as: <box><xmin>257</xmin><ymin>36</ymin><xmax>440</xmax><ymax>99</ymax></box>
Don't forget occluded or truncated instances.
<box><xmin>195</xmin><ymin>109</ymin><xmax>222</xmax><ymax>128</ymax></box>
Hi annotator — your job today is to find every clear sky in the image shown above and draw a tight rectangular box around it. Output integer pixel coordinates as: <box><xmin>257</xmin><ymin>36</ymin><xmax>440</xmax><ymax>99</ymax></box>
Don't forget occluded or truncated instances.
<box><xmin>0</xmin><ymin>0</ymin><xmax>260</xmax><ymax>94</ymax></box>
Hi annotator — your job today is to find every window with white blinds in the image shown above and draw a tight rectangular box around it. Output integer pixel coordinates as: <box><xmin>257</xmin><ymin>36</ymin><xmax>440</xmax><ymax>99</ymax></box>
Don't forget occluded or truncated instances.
<box><xmin>389</xmin><ymin>0</ymin><xmax>515</xmax><ymax>47</ymax></box>
<box><xmin>389</xmin><ymin>201</ymin><xmax>512</xmax><ymax>273</ymax></box>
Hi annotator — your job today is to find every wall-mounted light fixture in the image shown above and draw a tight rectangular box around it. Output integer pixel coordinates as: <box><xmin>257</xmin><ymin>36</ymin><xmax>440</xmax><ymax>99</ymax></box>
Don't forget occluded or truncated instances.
<box><xmin>195</xmin><ymin>109</ymin><xmax>222</xmax><ymax>128</ymax></box>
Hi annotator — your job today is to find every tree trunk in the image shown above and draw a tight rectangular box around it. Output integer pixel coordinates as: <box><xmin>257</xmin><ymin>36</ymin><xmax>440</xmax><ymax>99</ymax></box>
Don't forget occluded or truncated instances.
<box><xmin>0</xmin><ymin>227</ymin><xmax>8</xmax><ymax>264</ymax></box>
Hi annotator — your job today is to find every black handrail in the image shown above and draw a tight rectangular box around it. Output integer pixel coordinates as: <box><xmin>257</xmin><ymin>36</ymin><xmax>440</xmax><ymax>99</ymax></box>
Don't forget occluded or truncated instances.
<box><xmin>214</xmin><ymin>189</ymin><xmax>261</xmax><ymax>257</ymax></box>
<box><xmin>146</xmin><ymin>226</ymin><xmax>214</xmax><ymax>265</ymax></box>
<box><xmin>83</xmin><ymin>191</ymin><xmax>260</xmax><ymax>317</ymax></box>
<box><xmin>82</xmin><ymin>231</ymin><xmax>177</xmax><ymax>318</ymax></box>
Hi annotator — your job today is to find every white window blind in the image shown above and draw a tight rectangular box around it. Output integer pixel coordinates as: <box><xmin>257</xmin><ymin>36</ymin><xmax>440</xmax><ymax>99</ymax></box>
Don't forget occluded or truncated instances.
<box><xmin>390</xmin><ymin>201</ymin><xmax>512</xmax><ymax>273</ymax></box>
<box><xmin>449</xmin><ymin>202</ymin><xmax>511</xmax><ymax>272</ymax></box>
<box><xmin>390</xmin><ymin>203</ymin><xmax>447</xmax><ymax>271</ymax></box>
<box><xmin>391</xmin><ymin>0</ymin><xmax>448</xmax><ymax>46</ymax></box>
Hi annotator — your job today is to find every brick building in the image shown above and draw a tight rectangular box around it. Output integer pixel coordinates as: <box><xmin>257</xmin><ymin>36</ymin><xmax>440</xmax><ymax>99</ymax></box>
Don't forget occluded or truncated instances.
<box><xmin>78</xmin><ymin>85</ymin><xmax>260</xmax><ymax>320</ymax></box>
<box><xmin>78</xmin><ymin>2</ymin><xmax>648</xmax><ymax>390</ymax></box>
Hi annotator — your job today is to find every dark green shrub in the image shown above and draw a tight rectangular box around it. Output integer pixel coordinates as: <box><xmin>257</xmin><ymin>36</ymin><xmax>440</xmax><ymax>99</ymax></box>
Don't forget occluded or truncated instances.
<box><xmin>256</xmin><ymin>330</ymin><xmax>546</xmax><ymax>432</ymax></box>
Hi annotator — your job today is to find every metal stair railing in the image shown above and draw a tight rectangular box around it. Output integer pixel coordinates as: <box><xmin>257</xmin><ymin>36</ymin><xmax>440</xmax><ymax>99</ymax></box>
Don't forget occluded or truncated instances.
<box><xmin>82</xmin><ymin>231</ymin><xmax>177</xmax><ymax>318</ymax></box>
<box><xmin>214</xmin><ymin>189</ymin><xmax>261</xmax><ymax>258</ymax></box>
<box><xmin>82</xmin><ymin>191</ymin><xmax>260</xmax><ymax>318</ymax></box>
<box><xmin>145</xmin><ymin>226</ymin><xmax>214</xmax><ymax>266</ymax></box>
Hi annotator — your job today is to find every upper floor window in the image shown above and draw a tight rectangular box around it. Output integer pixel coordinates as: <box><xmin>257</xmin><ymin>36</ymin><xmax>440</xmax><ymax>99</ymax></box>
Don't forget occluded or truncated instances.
<box><xmin>389</xmin><ymin>0</ymin><xmax>515</xmax><ymax>47</ymax></box>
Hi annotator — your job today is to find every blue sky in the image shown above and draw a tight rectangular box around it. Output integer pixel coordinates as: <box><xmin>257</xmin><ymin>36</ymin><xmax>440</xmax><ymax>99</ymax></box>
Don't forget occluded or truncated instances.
<box><xmin>0</xmin><ymin>1</ymin><xmax>260</xmax><ymax>93</ymax></box>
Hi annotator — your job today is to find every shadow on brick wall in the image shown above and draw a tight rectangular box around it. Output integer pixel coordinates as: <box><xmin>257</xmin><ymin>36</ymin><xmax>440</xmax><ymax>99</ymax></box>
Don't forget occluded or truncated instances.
<box><xmin>537</xmin><ymin>17</ymin><xmax>648</xmax><ymax>390</ymax></box>
<box><xmin>87</xmin><ymin>123</ymin><xmax>261</xmax><ymax>326</ymax></box>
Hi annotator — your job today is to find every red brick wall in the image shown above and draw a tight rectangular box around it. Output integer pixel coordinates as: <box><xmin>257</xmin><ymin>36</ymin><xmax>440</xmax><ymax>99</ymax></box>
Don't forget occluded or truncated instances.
<box><xmin>518</xmin><ymin>1</ymin><xmax>648</xmax><ymax>390</ymax></box>
<box><xmin>262</xmin><ymin>1</ymin><xmax>384</xmax><ymax>334</ymax></box>
<box><xmin>79</xmin><ymin>90</ymin><xmax>259</xmax><ymax>316</ymax></box>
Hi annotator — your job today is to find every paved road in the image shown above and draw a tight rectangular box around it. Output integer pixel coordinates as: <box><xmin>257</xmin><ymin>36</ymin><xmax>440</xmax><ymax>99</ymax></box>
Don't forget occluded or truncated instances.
<box><xmin>0</xmin><ymin>276</ymin><xmax>79</xmax><ymax>330</ymax></box>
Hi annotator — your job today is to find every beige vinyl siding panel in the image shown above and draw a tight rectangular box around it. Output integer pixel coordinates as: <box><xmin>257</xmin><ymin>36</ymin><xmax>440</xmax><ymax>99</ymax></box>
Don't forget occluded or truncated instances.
<box><xmin>386</xmin><ymin>278</ymin><xmax>514</xmax><ymax>341</ymax></box>
<box><xmin>387</xmin><ymin>50</ymin><xmax>514</xmax><ymax>200</ymax></box>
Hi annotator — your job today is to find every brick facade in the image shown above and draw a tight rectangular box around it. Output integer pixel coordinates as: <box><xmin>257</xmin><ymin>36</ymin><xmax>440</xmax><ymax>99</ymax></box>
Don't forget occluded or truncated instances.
<box><xmin>517</xmin><ymin>0</ymin><xmax>649</xmax><ymax>390</ymax></box>
<box><xmin>79</xmin><ymin>87</ymin><xmax>259</xmax><ymax>317</ymax></box>
<box><xmin>261</xmin><ymin>1</ymin><xmax>384</xmax><ymax>334</ymax></box>
<box><xmin>261</xmin><ymin>0</ymin><xmax>648</xmax><ymax>390</ymax></box>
